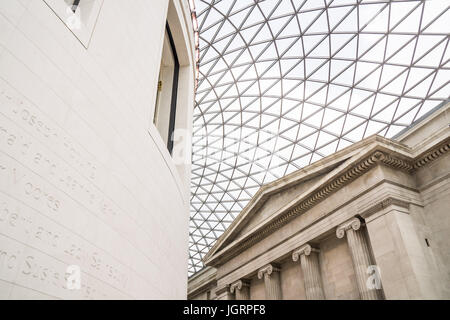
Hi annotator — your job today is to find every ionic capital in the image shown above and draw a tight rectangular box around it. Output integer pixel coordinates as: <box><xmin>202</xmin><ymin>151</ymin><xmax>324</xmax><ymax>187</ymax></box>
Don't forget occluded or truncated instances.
<box><xmin>292</xmin><ymin>244</ymin><xmax>319</xmax><ymax>262</ymax></box>
<box><xmin>230</xmin><ymin>279</ymin><xmax>250</xmax><ymax>293</ymax></box>
<box><xmin>336</xmin><ymin>217</ymin><xmax>362</xmax><ymax>239</ymax></box>
<box><xmin>257</xmin><ymin>264</ymin><xmax>280</xmax><ymax>279</ymax></box>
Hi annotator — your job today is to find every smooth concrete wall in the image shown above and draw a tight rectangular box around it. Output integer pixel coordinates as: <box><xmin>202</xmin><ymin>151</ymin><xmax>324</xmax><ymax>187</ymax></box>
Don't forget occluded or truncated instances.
<box><xmin>0</xmin><ymin>0</ymin><xmax>194</xmax><ymax>299</ymax></box>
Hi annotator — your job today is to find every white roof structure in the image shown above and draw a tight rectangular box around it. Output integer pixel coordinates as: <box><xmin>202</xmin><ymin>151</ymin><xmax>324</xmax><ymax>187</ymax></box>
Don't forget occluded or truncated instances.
<box><xmin>189</xmin><ymin>0</ymin><xmax>449</xmax><ymax>275</ymax></box>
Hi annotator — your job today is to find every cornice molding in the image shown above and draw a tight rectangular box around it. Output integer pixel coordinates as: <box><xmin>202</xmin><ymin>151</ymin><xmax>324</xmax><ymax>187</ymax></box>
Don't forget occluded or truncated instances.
<box><xmin>414</xmin><ymin>139</ymin><xmax>450</xmax><ymax>169</ymax></box>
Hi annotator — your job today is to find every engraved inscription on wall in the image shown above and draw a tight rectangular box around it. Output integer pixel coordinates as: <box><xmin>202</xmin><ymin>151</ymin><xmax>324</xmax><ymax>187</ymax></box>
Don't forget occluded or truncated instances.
<box><xmin>0</xmin><ymin>78</ymin><xmax>157</xmax><ymax>299</ymax></box>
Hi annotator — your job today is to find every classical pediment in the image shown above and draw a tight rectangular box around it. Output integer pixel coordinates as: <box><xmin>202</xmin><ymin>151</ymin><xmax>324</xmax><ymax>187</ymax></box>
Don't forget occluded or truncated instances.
<box><xmin>203</xmin><ymin>132</ymin><xmax>450</xmax><ymax>267</ymax></box>
<box><xmin>231</xmin><ymin>163</ymin><xmax>340</xmax><ymax>241</ymax></box>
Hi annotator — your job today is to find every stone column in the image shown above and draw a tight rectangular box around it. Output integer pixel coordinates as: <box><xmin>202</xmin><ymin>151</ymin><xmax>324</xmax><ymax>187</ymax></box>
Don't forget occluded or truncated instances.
<box><xmin>292</xmin><ymin>244</ymin><xmax>325</xmax><ymax>299</ymax></box>
<box><xmin>336</xmin><ymin>217</ymin><xmax>380</xmax><ymax>300</ymax></box>
<box><xmin>215</xmin><ymin>286</ymin><xmax>234</xmax><ymax>300</ymax></box>
<box><xmin>257</xmin><ymin>264</ymin><xmax>282</xmax><ymax>300</ymax></box>
<box><xmin>230</xmin><ymin>279</ymin><xmax>250</xmax><ymax>300</ymax></box>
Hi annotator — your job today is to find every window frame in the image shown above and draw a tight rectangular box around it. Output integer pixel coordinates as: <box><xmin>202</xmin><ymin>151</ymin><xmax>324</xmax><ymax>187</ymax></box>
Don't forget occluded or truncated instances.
<box><xmin>43</xmin><ymin>0</ymin><xmax>104</xmax><ymax>48</ymax></box>
<box><xmin>158</xmin><ymin>22</ymin><xmax>180</xmax><ymax>155</ymax></box>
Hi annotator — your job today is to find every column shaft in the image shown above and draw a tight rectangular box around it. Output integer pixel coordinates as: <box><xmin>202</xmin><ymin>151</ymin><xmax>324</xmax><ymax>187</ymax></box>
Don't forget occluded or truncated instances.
<box><xmin>235</xmin><ymin>286</ymin><xmax>250</xmax><ymax>300</ymax></box>
<box><xmin>258</xmin><ymin>264</ymin><xmax>282</xmax><ymax>300</ymax></box>
<box><xmin>300</xmin><ymin>252</ymin><xmax>325</xmax><ymax>299</ymax></box>
<box><xmin>263</xmin><ymin>272</ymin><xmax>281</xmax><ymax>300</ymax></box>
<box><xmin>230</xmin><ymin>280</ymin><xmax>250</xmax><ymax>300</ymax></box>
<box><xmin>346</xmin><ymin>228</ymin><xmax>378</xmax><ymax>300</ymax></box>
<box><xmin>337</xmin><ymin>217</ymin><xmax>380</xmax><ymax>300</ymax></box>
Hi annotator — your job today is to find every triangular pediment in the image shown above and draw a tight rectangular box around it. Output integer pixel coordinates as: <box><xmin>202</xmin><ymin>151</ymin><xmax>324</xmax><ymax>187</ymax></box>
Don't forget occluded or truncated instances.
<box><xmin>232</xmin><ymin>164</ymin><xmax>340</xmax><ymax>241</ymax></box>
<box><xmin>203</xmin><ymin>135</ymin><xmax>415</xmax><ymax>266</ymax></box>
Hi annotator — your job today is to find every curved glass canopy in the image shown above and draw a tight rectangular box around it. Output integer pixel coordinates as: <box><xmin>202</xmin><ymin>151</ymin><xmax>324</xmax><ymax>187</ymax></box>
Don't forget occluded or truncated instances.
<box><xmin>189</xmin><ymin>0</ymin><xmax>449</xmax><ymax>275</ymax></box>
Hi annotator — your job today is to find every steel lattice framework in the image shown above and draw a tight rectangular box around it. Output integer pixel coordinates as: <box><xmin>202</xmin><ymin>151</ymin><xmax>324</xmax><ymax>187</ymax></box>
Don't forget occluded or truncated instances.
<box><xmin>189</xmin><ymin>0</ymin><xmax>449</xmax><ymax>275</ymax></box>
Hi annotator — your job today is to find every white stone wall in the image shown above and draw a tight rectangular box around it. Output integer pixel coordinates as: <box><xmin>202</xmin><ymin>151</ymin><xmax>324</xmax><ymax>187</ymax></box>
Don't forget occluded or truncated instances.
<box><xmin>0</xmin><ymin>0</ymin><xmax>195</xmax><ymax>299</ymax></box>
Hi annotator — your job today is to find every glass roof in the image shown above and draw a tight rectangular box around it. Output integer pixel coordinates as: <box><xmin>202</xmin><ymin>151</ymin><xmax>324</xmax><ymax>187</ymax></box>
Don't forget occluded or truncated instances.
<box><xmin>188</xmin><ymin>0</ymin><xmax>450</xmax><ymax>276</ymax></box>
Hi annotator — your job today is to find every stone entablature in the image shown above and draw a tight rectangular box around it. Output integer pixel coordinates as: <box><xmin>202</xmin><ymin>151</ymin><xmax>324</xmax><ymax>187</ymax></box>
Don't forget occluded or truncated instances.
<box><xmin>188</xmin><ymin>103</ymin><xmax>450</xmax><ymax>300</ymax></box>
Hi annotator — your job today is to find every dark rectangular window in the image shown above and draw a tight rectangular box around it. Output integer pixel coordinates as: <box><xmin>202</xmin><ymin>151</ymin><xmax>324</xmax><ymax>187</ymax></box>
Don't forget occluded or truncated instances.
<box><xmin>165</xmin><ymin>23</ymin><xmax>179</xmax><ymax>155</ymax></box>
<box><xmin>71</xmin><ymin>0</ymin><xmax>81</xmax><ymax>13</ymax></box>
<box><xmin>153</xmin><ymin>22</ymin><xmax>179</xmax><ymax>155</ymax></box>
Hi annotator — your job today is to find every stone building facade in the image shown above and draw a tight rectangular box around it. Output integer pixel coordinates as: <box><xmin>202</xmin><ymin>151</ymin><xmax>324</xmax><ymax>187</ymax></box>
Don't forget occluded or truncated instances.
<box><xmin>188</xmin><ymin>103</ymin><xmax>450</xmax><ymax>300</ymax></box>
